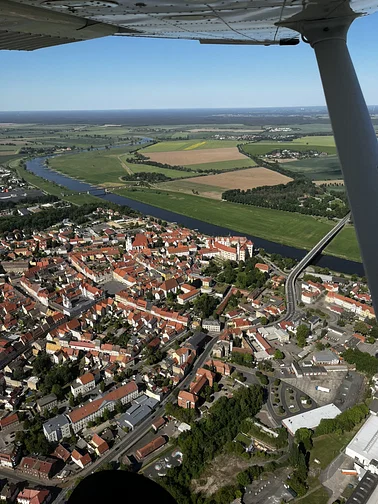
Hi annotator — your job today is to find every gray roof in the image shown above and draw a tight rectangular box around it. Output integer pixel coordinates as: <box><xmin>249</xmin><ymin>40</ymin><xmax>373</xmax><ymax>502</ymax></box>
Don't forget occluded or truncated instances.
<box><xmin>36</xmin><ymin>393</ymin><xmax>57</xmax><ymax>408</ymax></box>
<box><xmin>43</xmin><ymin>414</ymin><xmax>70</xmax><ymax>435</ymax></box>
<box><xmin>370</xmin><ymin>398</ymin><xmax>378</xmax><ymax>414</ymax></box>
<box><xmin>186</xmin><ymin>331</ymin><xmax>207</xmax><ymax>350</ymax></box>
<box><xmin>203</xmin><ymin>319</ymin><xmax>220</xmax><ymax>326</ymax></box>
<box><xmin>118</xmin><ymin>394</ymin><xmax>158</xmax><ymax>429</ymax></box>
<box><xmin>346</xmin><ymin>471</ymin><xmax>378</xmax><ymax>504</ymax></box>
<box><xmin>118</xmin><ymin>405</ymin><xmax>151</xmax><ymax>429</ymax></box>
<box><xmin>313</xmin><ymin>350</ymin><xmax>338</xmax><ymax>362</ymax></box>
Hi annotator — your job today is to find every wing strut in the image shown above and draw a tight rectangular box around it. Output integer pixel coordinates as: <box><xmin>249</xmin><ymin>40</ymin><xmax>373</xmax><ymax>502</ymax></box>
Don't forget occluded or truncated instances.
<box><xmin>297</xmin><ymin>19</ymin><xmax>378</xmax><ymax>314</ymax></box>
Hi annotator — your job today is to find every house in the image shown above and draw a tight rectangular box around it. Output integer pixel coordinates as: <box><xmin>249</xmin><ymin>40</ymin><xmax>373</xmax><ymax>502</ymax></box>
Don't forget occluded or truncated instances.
<box><xmin>71</xmin><ymin>449</ymin><xmax>92</xmax><ymax>469</ymax></box>
<box><xmin>17</xmin><ymin>488</ymin><xmax>51</xmax><ymax>504</ymax></box>
<box><xmin>177</xmin><ymin>289</ymin><xmax>200</xmax><ymax>305</ymax></box>
<box><xmin>36</xmin><ymin>394</ymin><xmax>57</xmax><ymax>414</ymax></box>
<box><xmin>185</xmin><ymin>332</ymin><xmax>207</xmax><ymax>353</ymax></box>
<box><xmin>135</xmin><ymin>436</ymin><xmax>166</xmax><ymax>461</ymax></box>
<box><xmin>255</xmin><ymin>263</ymin><xmax>269</xmax><ymax>274</ymax></box>
<box><xmin>91</xmin><ymin>433</ymin><xmax>109</xmax><ymax>456</ymax></box>
<box><xmin>0</xmin><ymin>482</ymin><xmax>20</xmax><ymax>503</ymax></box>
<box><xmin>43</xmin><ymin>415</ymin><xmax>71</xmax><ymax>443</ymax></box>
<box><xmin>70</xmin><ymin>372</ymin><xmax>95</xmax><ymax>398</ymax></box>
<box><xmin>202</xmin><ymin>319</ymin><xmax>221</xmax><ymax>332</ymax></box>
<box><xmin>52</xmin><ymin>444</ymin><xmax>70</xmax><ymax>463</ymax></box>
<box><xmin>312</xmin><ymin>350</ymin><xmax>339</xmax><ymax>366</ymax></box>
<box><xmin>19</xmin><ymin>456</ymin><xmax>56</xmax><ymax>479</ymax></box>
<box><xmin>177</xmin><ymin>391</ymin><xmax>198</xmax><ymax>409</ymax></box>
<box><xmin>151</xmin><ymin>417</ymin><xmax>166</xmax><ymax>432</ymax></box>
<box><xmin>0</xmin><ymin>412</ymin><xmax>20</xmax><ymax>431</ymax></box>
<box><xmin>205</xmin><ymin>359</ymin><xmax>232</xmax><ymax>376</ymax></box>
<box><xmin>0</xmin><ymin>444</ymin><xmax>21</xmax><ymax>468</ymax></box>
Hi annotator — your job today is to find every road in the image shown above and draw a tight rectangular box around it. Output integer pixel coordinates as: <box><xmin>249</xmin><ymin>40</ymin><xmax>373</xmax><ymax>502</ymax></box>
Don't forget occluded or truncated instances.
<box><xmin>284</xmin><ymin>213</ymin><xmax>350</xmax><ymax>321</ymax></box>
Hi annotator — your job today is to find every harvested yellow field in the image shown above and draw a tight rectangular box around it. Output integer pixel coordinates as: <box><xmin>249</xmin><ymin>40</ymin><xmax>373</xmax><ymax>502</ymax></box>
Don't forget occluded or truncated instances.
<box><xmin>143</xmin><ymin>147</ymin><xmax>248</xmax><ymax>166</ymax></box>
<box><xmin>184</xmin><ymin>141</ymin><xmax>206</xmax><ymax>150</ymax></box>
<box><xmin>186</xmin><ymin>167</ymin><xmax>292</xmax><ymax>190</ymax></box>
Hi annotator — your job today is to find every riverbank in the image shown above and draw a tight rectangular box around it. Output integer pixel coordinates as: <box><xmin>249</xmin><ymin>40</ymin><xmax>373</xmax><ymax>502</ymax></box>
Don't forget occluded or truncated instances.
<box><xmin>114</xmin><ymin>187</ymin><xmax>361</xmax><ymax>262</ymax></box>
<box><xmin>10</xmin><ymin>159</ymin><xmax>103</xmax><ymax>206</ymax></box>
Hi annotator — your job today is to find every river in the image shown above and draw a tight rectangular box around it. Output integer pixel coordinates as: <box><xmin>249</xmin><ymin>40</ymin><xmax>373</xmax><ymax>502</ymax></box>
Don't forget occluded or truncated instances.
<box><xmin>25</xmin><ymin>148</ymin><xmax>364</xmax><ymax>276</ymax></box>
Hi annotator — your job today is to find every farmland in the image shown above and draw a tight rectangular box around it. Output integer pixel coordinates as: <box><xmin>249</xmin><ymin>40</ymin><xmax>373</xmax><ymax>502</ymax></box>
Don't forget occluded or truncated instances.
<box><xmin>141</xmin><ymin>147</ymin><xmax>248</xmax><ymax>166</ymax></box>
<box><xmin>279</xmin><ymin>156</ymin><xmax>342</xmax><ymax>181</ymax></box>
<box><xmin>183</xmin><ymin>167</ymin><xmax>293</xmax><ymax>190</ymax></box>
<box><xmin>114</xmin><ymin>187</ymin><xmax>359</xmax><ymax>260</ymax></box>
<box><xmin>179</xmin><ymin>158</ymin><xmax>257</xmax><ymax>171</ymax></box>
<box><xmin>141</xmin><ymin>139</ymin><xmax>240</xmax><ymax>152</ymax></box>
<box><xmin>157</xmin><ymin>179</ymin><xmax>224</xmax><ymax>199</ymax></box>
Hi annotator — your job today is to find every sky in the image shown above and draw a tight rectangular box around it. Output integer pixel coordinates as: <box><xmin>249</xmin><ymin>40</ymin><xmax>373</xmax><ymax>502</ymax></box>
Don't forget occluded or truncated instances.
<box><xmin>1</xmin><ymin>11</ymin><xmax>378</xmax><ymax>111</ymax></box>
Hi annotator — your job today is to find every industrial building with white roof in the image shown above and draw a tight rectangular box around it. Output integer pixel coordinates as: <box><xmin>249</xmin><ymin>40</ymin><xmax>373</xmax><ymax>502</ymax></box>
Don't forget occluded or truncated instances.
<box><xmin>282</xmin><ymin>404</ymin><xmax>342</xmax><ymax>435</ymax></box>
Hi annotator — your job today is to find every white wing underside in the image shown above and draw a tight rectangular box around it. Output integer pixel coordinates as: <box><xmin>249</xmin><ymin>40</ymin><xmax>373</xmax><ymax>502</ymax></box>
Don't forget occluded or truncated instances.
<box><xmin>1</xmin><ymin>0</ymin><xmax>378</xmax><ymax>50</ymax></box>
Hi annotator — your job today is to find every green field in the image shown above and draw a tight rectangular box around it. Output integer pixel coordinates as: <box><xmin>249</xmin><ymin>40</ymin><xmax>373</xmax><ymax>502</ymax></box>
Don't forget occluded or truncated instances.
<box><xmin>127</xmin><ymin>162</ymin><xmax>193</xmax><ymax>179</ymax></box>
<box><xmin>141</xmin><ymin>139</ymin><xmax>240</xmax><ymax>152</ymax></box>
<box><xmin>298</xmin><ymin>486</ymin><xmax>329</xmax><ymax>504</ymax></box>
<box><xmin>114</xmin><ymin>188</ymin><xmax>359</xmax><ymax>261</ymax></box>
<box><xmin>49</xmin><ymin>150</ymin><xmax>128</xmax><ymax>185</ymax></box>
<box><xmin>242</xmin><ymin>141</ymin><xmax>337</xmax><ymax>156</ymax></box>
<box><xmin>325</xmin><ymin>226</ymin><xmax>361</xmax><ymax>261</ymax></box>
<box><xmin>158</xmin><ymin>179</ymin><xmax>224</xmax><ymax>197</ymax></box>
<box><xmin>280</xmin><ymin>156</ymin><xmax>342</xmax><ymax>180</ymax></box>
<box><xmin>183</xmin><ymin>158</ymin><xmax>256</xmax><ymax>171</ymax></box>
<box><xmin>310</xmin><ymin>431</ymin><xmax>357</xmax><ymax>469</ymax></box>
<box><xmin>295</xmin><ymin>135</ymin><xmax>335</xmax><ymax>146</ymax></box>
<box><xmin>49</xmin><ymin>148</ymin><xmax>194</xmax><ymax>186</ymax></box>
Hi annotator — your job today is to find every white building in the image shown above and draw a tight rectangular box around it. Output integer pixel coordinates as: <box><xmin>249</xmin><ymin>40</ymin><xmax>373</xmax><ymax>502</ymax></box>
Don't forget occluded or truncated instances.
<box><xmin>282</xmin><ymin>404</ymin><xmax>341</xmax><ymax>435</ymax></box>
<box><xmin>43</xmin><ymin>415</ymin><xmax>71</xmax><ymax>442</ymax></box>
<box><xmin>346</xmin><ymin>415</ymin><xmax>378</xmax><ymax>469</ymax></box>
<box><xmin>202</xmin><ymin>319</ymin><xmax>221</xmax><ymax>332</ymax></box>
<box><xmin>70</xmin><ymin>372</ymin><xmax>96</xmax><ymax>398</ymax></box>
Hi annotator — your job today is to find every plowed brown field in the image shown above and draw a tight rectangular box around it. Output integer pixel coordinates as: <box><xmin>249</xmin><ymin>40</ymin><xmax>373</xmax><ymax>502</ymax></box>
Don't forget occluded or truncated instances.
<box><xmin>186</xmin><ymin>167</ymin><xmax>292</xmax><ymax>189</ymax></box>
<box><xmin>143</xmin><ymin>147</ymin><xmax>247</xmax><ymax>165</ymax></box>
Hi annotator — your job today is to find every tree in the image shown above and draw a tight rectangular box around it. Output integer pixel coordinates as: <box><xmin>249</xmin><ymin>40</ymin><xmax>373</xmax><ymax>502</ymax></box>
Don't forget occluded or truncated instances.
<box><xmin>51</xmin><ymin>383</ymin><xmax>63</xmax><ymax>399</ymax></box>
<box><xmin>296</xmin><ymin>324</ymin><xmax>310</xmax><ymax>340</ymax></box>
<box><xmin>102</xmin><ymin>408</ymin><xmax>111</xmax><ymax>422</ymax></box>
<box><xmin>99</xmin><ymin>382</ymin><xmax>106</xmax><ymax>393</ymax></box>
<box><xmin>69</xmin><ymin>393</ymin><xmax>75</xmax><ymax>408</ymax></box>
<box><xmin>274</xmin><ymin>349</ymin><xmax>284</xmax><ymax>360</ymax></box>
<box><xmin>237</xmin><ymin>471</ymin><xmax>252</xmax><ymax>487</ymax></box>
<box><xmin>354</xmin><ymin>321</ymin><xmax>370</xmax><ymax>335</ymax></box>
<box><xmin>295</xmin><ymin>428</ymin><xmax>313</xmax><ymax>451</ymax></box>
<box><xmin>33</xmin><ymin>353</ymin><xmax>52</xmax><ymax>376</ymax></box>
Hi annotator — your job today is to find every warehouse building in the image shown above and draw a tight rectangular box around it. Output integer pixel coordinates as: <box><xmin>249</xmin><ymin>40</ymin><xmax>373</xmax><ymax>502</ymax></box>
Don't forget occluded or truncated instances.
<box><xmin>118</xmin><ymin>394</ymin><xmax>158</xmax><ymax>430</ymax></box>
<box><xmin>282</xmin><ymin>404</ymin><xmax>341</xmax><ymax>435</ymax></box>
<box><xmin>346</xmin><ymin>415</ymin><xmax>378</xmax><ymax>469</ymax></box>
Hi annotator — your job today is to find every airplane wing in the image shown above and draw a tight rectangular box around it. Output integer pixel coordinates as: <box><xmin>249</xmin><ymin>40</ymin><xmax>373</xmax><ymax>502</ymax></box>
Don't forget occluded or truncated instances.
<box><xmin>1</xmin><ymin>0</ymin><xmax>378</xmax><ymax>51</ymax></box>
